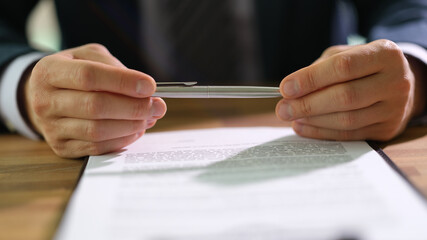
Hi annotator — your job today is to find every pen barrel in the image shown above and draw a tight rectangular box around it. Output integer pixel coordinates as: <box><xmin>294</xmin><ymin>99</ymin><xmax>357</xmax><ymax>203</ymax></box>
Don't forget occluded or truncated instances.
<box><xmin>153</xmin><ymin>86</ymin><xmax>282</xmax><ymax>98</ymax></box>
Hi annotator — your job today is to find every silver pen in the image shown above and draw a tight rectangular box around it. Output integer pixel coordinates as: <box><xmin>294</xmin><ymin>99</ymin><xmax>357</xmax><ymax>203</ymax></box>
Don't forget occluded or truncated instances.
<box><xmin>153</xmin><ymin>82</ymin><xmax>282</xmax><ymax>98</ymax></box>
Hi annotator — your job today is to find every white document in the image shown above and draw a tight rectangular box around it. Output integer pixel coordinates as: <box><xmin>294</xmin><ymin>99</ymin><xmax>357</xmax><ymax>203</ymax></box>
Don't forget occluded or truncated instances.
<box><xmin>56</xmin><ymin>127</ymin><xmax>427</xmax><ymax>240</ymax></box>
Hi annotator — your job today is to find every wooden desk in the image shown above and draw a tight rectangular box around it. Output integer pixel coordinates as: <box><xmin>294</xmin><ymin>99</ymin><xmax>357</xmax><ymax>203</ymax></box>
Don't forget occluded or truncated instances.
<box><xmin>1</xmin><ymin>98</ymin><xmax>427</xmax><ymax>240</ymax></box>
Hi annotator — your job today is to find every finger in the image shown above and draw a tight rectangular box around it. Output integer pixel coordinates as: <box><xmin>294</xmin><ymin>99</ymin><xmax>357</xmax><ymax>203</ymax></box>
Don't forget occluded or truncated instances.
<box><xmin>294</xmin><ymin>102</ymin><xmax>389</xmax><ymax>130</ymax></box>
<box><xmin>50</xmin><ymin>90</ymin><xmax>167</xmax><ymax>120</ymax></box>
<box><xmin>44</xmin><ymin>56</ymin><xmax>155</xmax><ymax>97</ymax></box>
<box><xmin>321</xmin><ymin>45</ymin><xmax>353</xmax><ymax>58</ymax></box>
<box><xmin>145</xmin><ymin>119</ymin><xmax>157</xmax><ymax>129</ymax></box>
<box><xmin>291</xmin><ymin>121</ymin><xmax>389</xmax><ymax>141</ymax></box>
<box><xmin>53</xmin><ymin>132</ymin><xmax>144</xmax><ymax>158</ymax></box>
<box><xmin>54</xmin><ymin>118</ymin><xmax>150</xmax><ymax>142</ymax></box>
<box><xmin>71</xmin><ymin>43</ymin><xmax>126</xmax><ymax>68</ymax></box>
<box><xmin>312</xmin><ymin>45</ymin><xmax>353</xmax><ymax>65</ymax></box>
<box><xmin>276</xmin><ymin>74</ymin><xmax>384</xmax><ymax>121</ymax></box>
<box><xmin>280</xmin><ymin>42</ymin><xmax>385</xmax><ymax>99</ymax></box>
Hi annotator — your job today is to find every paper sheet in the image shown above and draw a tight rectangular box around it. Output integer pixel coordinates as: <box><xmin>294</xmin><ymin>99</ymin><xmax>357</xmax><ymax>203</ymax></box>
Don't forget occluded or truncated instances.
<box><xmin>56</xmin><ymin>127</ymin><xmax>427</xmax><ymax>240</ymax></box>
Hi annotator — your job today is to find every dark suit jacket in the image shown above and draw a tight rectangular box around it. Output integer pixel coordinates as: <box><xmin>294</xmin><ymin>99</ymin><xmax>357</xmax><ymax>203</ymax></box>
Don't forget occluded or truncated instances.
<box><xmin>0</xmin><ymin>0</ymin><xmax>426</xmax><ymax>132</ymax></box>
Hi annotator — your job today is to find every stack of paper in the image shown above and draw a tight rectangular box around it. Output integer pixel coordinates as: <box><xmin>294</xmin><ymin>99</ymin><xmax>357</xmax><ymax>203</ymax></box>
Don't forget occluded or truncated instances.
<box><xmin>56</xmin><ymin>127</ymin><xmax>427</xmax><ymax>240</ymax></box>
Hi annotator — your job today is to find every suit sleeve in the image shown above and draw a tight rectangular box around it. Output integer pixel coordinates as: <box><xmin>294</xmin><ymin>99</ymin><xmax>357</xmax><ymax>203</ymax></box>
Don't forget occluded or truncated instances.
<box><xmin>0</xmin><ymin>1</ymin><xmax>41</xmax><ymax>67</ymax></box>
<box><xmin>354</xmin><ymin>0</ymin><xmax>427</xmax><ymax>120</ymax></box>
<box><xmin>0</xmin><ymin>1</ymin><xmax>41</xmax><ymax>133</ymax></box>
<box><xmin>354</xmin><ymin>0</ymin><xmax>427</xmax><ymax>48</ymax></box>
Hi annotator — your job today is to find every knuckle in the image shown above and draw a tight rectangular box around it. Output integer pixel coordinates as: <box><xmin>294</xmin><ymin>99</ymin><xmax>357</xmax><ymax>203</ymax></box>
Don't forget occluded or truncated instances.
<box><xmin>43</xmin><ymin>119</ymin><xmax>61</xmax><ymax>138</ymax></box>
<box><xmin>117</xmin><ymin>73</ymin><xmax>129</xmax><ymax>92</ymax></box>
<box><xmin>376</xmin><ymin>39</ymin><xmax>405</xmax><ymax>61</ymax></box>
<box><xmin>386</xmin><ymin>71</ymin><xmax>412</xmax><ymax>101</ymax></box>
<box><xmin>339</xmin><ymin>112</ymin><xmax>356</xmax><ymax>129</ymax></box>
<box><xmin>321</xmin><ymin>46</ymin><xmax>337</xmax><ymax>58</ymax></box>
<box><xmin>31</xmin><ymin>91</ymin><xmax>53</xmax><ymax>118</ymax></box>
<box><xmin>334</xmin><ymin>54</ymin><xmax>352</xmax><ymax>78</ymax></box>
<box><xmin>298</xmin><ymin>99</ymin><xmax>312</xmax><ymax>116</ymax></box>
<box><xmin>304</xmin><ymin>68</ymin><xmax>318</xmax><ymax>91</ymax></box>
<box><xmin>32</xmin><ymin>96</ymin><xmax>49</xmax><ymax>117</ymax></box>
<box><xmin>84</xmin><ymin>94</ymin><xmax>105</xmax><ymax>118</ymax></box>
<box><xmin>84</xmin><ymin>43</ymin><xmax>109</xmax><ymax>53</ymax></box>
<box><xmin>391</xmin><ymin>73</ymin><xmax>411</xmax><ymax>100</ymax></box>
<box><xmin>32</xmin><ymin>58</ymin><xmax>49</xmax><ymax>82</ymax></box>
<box><xmin>132</xmin><ymin>99</ymin><xmax>150</xmax><ymax>119</ymax></box>
<box><xmin>31</xmin><ymin>57</ymin><xmax>58</xmax><ymax>89</ymax></box>
<box><xmin>37</xmin><ymin>54</ymin><xmax>55</xmax><ymax>67</ymax></box>
<box><xmin>376</xmin><ymin>39</ymin><xmax>400</xmax><ymax>53</ymax></box>
<box><xmin>397</xmin><ymin>74</ymin><xmax>412</xmax><ymax>95</ymax></box>
<box><xmin>49</xmin><ymin>93</ymin><xmax>63</xmax><ymax>114</ymax></box>
<box><xmin>324</xmin><ymin>45</ymin><xmax>348</xmax><ymax>56</ymax></box>
<box><xmin>85</xmin><ymin>121</ymin><xmax>105</xmax><ymax>141</ymax></box>
<box><xmin>336</xmin><ymin>85</ymin><xmax>357</xmax><ymax>106</ymax></box>
<box><xmin>324</xmin><ymin>45</ymin><xmax>338</xmax><ymax>53</ymax></box>
<box><xmin>75</xmin><ymin>63</ymin><xmax>96</xmax><ymax>90</ymax></box>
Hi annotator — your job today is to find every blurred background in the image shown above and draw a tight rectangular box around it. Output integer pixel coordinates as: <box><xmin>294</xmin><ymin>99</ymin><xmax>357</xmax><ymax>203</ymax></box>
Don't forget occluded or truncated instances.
<box><xmin>26</xmin><ymin>0</ymin><xmax>365</xmax><ymax>54</ymax></box>
<box><xmin>27</xmin><ymin>0</ymin><xmax>60</xmax><ymax>52</ymax></box>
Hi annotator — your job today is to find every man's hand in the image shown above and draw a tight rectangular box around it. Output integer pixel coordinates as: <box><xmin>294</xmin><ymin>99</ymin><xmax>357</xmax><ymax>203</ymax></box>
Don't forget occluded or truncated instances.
<box><xmin>276</xmin><ymin>39</ymin><xmax>426</xmax><ymax>141</ymax></box>
<box><xmin>24</xmin><ymin>44</ymin><xmax>167</xmax><ymax>158</ymax></box>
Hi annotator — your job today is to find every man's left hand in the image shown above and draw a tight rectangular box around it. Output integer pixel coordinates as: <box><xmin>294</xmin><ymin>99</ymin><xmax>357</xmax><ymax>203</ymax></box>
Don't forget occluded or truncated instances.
<box><xmin>276</xmin><ymin>39</ymin><xmax>426</xmax><ymax>141</ymax></box>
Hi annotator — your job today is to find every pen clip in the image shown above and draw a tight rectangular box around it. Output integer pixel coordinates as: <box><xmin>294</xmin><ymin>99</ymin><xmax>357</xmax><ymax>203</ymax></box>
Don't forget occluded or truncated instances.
<box><xmin>156</xmin><ymin>82</ymin><xmax>198</xmax><ymax>87</ymax></box>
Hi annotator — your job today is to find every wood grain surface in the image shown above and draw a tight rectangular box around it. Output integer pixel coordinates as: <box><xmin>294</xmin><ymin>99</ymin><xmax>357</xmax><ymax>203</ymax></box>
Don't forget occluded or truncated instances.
<box><xmin>1</xmin><ymin>98</ymin><xmax>426</xmax><ymax>240</ymax></box>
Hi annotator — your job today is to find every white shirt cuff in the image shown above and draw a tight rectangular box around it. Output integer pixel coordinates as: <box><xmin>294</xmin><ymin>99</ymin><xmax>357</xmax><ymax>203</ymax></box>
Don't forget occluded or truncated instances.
<box><xmin>0</xmin><ymin>52</ymin><xmax>46</xmax><ymax>140</ymax></box>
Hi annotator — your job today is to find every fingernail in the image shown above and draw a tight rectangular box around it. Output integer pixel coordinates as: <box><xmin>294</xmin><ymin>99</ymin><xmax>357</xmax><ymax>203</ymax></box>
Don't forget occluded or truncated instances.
<box><xmin>283</xmin><ymin>79</ymin><xmax>299</xmax><ymax>97</ymax></box>
<box><xmin>136</xmin><ymin>81</ymin><xmax>143</xmax><ymax>94</ymax></box>
<box><xmin>137</xmin><ymin>80</ymin><xmax>155</xmax><ymax>96</ymax></box>
<box><xmin>278</xmin><ymin>103</ymin><xmax>293</xmax><ymax>120</ymax></box>
<box><xmin>151</xmin><ymin>99</ymin><xmax>166</xmax><ymax>118</ymax></box>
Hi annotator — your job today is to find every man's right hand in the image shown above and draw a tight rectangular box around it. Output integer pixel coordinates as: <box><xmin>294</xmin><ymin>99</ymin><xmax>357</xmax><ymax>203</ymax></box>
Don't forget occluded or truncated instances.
<box><xmin>23</xmin><ymin>44</ymin><xmax>167</xmax><ymax>158</ymax></box>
